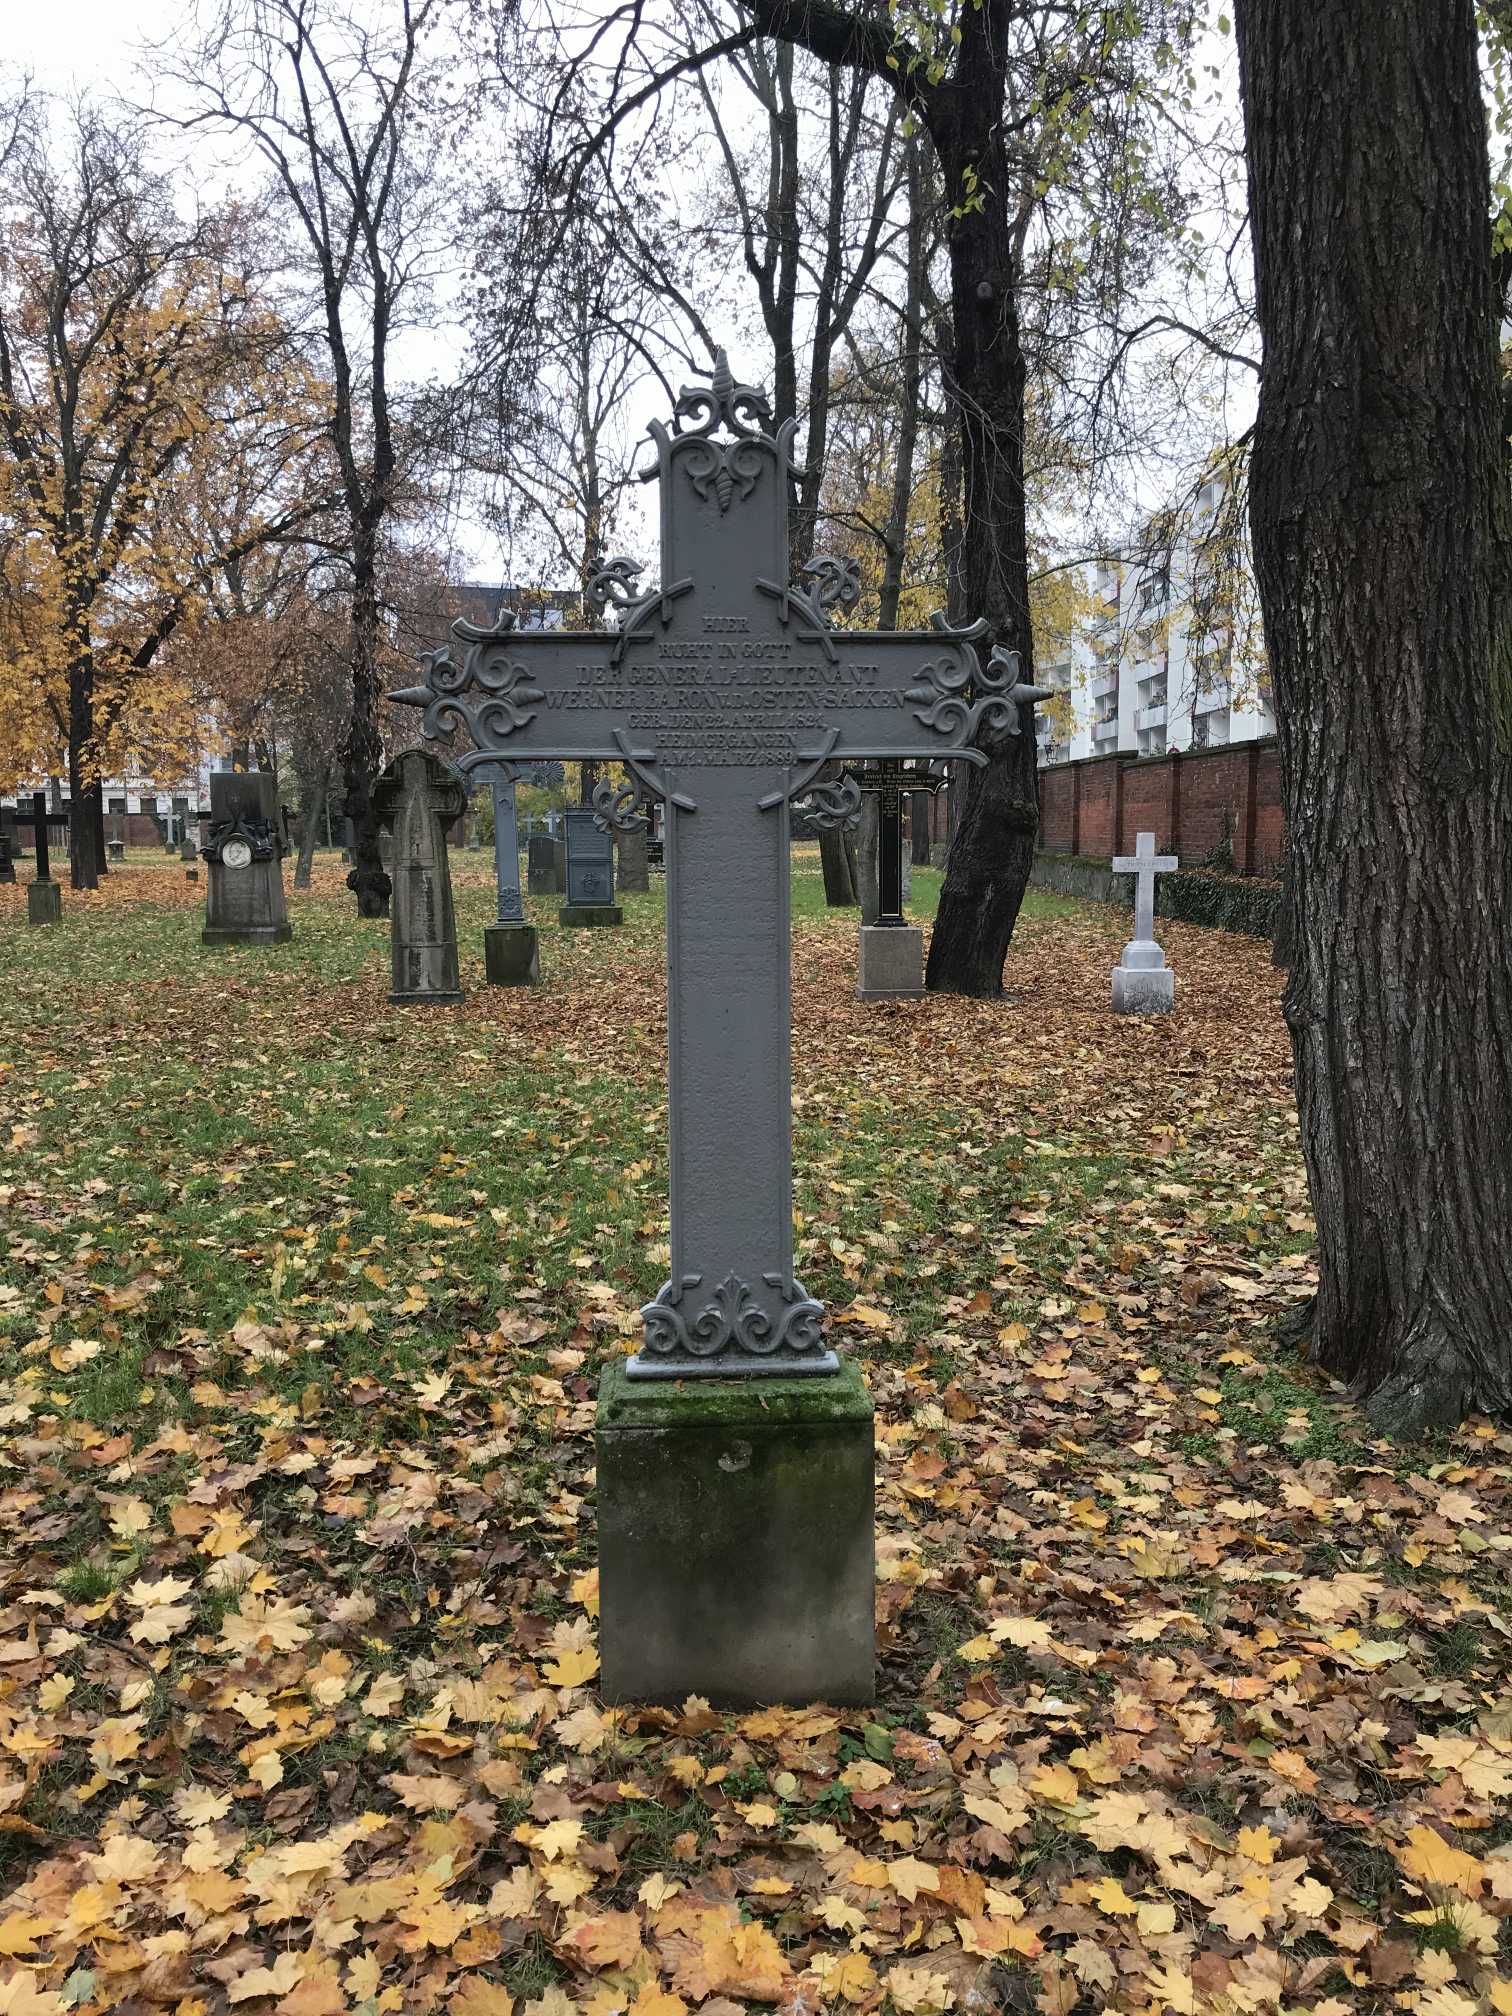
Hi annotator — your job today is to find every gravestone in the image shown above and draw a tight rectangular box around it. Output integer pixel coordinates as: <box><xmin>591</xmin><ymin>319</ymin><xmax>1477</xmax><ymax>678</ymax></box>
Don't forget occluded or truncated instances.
<box><xmin>201</xmin><ymin>772</ymin><xmax>293</xmax><ymax>946</ymax></box>
<box><xmin>179</xmin><ymin>835</ymin><xmax>197</xmax><ymax>862</ymax></box>
<box><xmin>393</xmin><ymin>353</ymin><xmax>1044</xmax><ymax>1705</ymax></box>
<box><xmin>0</xmin><ymin>808</ymin><xmax>17</xmax><ymax>885</ymax></box>
<box><xmin>476</xmin><ymin>759</ymin><xmax>538</xmax><ymax>986</ymax></box>
<box><xmin>106</xmin><ymin>838</ymin><xmax>125</xmax><ymax>864</ymax></box>
<box><xmin>853</xmin><ymin>760</ymin><xmax>951</xmax><ymax>999</ymax></box>
<box><xmin>15</xmin><ymin>795</ymin><xmax>68</xmax><ymax>925</ymax></box>
<box><xmin>617</xmin><ymin>823</ymin><xmax>650</xmax><ymax>892</ymax></box>
<box><xmin>1111</xmin><ymin>830</ymin><xmax>1178</xmax><ymax>1013</ymax></box>
<box><xmin>526</xmin><ymin>833</ymin><xmax>559</xmax><ymax>895</ymax></box>
<box><xmin>560</xmin><ymin>807</ymin><xmax>621</xmax><ymax>926</ymax></box>
<box><xmin>374</xmin><ymin>749</ymin><xmax>466</xmax><ymax>1005</ymax></box>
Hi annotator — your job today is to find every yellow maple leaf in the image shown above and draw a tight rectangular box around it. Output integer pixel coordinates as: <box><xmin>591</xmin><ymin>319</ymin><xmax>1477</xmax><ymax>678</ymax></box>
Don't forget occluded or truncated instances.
<box><xmin>1089</xmin><ymin>1876</ymin><xmax>1139</xmax><ymax>1917</ymax></box>
<box><xmin>1236</xmin><ymin>1825</ymin><xmax>1277</xmax><ymax>1864</ymax></box>
<box><xmin>450</xmin><ymin>1981</ymin><xmax>515</xmax><ymax>2016</ymax></box>
<box><xmin>1398</xmin><ymin>1825</ymin><xmax>1485</xmax><ymax>1897</ymax></box>
<box><xmin>956</xmin><ymin>1635</ymin><xmax>997</xmax><ymax>1663</ymax></box>
<box><xmin>568</xmin><ymin>1910</ymin><xmax>643</xmax><ymax>1970</ymax></box>
<box><xmin>228</xmin><ymin>1952</ymin><xmax>303</xmax><ymax>2002</ymax></box>
<box><xmin>201</xmin><ymin>1506</ymin><xmax>255</xmax><ymax>1557</ymax></box>
<box><xmin>990</xmin><ymin>1616</ymin><xmax>1053</xmax><ymax>1649</ymax></box>
<box><xmin>700</xmin><ymin>1919</ymin><xmax>791</xmax><ymax>2000</ymax></box>
<box><xmin>543</xmin><ymin>1645</ymin><xmax>600</xmax><ymax>1688</ymax></box>
<box><xmin>846</xmin><ymin>1857</ymin><xmax>890</xmax><ymax>1890</ymax></box>
<box><xmin>887</xmin><ymin>1857</ymin><xmax>941</xmax><ymax>1903</ymax></box>
<box><xmin>0</xmin><ymin>1917</ymin><xmax>51</xmax><ymax>1958</ymax></box>
<box><xmin>823</xmin><ymin>1952</ymin><xmax>878</xmax><ymax>2003</ymax></box>
<box><xmin>628</xmin><ymin>1989</ymin><xmax>687</xmax><ymax>2016</ymax></box>
<box><xmin>533</xmin><ymin>1818</ymin><xmax>584</xmax><ymax>1861</ymax></box>
<box><xmin>845</xmin><ymin>1303</ymin><xmax>893</xmax><ymax>1330</ymax></box>
<box><xmin>86</xmin><ymin>1833</ymin><xmax>161</xmax><ymax>1882</ymax></box>
<box><xmin>219</xmin><ymin>1596</ymin><xmax>312</xmax><ymax>1656</ymax></box>
<box><xmin>1030</xmin><ymin>1762</ymin><xmax>1080</xmax><ymax>1807</ymax></box>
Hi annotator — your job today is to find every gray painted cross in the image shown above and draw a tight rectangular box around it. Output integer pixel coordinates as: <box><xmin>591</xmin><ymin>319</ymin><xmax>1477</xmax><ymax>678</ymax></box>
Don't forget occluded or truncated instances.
<box><xmin>394</xmin><ymin>353</ymin><xmax>1047</xmax><ymax>1379</ymax></box>
<box><xmin>473</xmin><ymin>760</ymin><xmax>526</xmax><ymax>925</ymax></box>
<box><xmin>1112</xmin><ymin>830</ymin><xmax>1178</xmax><ymax>945</ymax></box>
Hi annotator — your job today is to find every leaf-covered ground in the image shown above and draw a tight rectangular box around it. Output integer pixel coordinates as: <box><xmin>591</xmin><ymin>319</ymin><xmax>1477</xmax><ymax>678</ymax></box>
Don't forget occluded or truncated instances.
<box><xmin>1</xmin><ymin>853</ymin><xmax>1509</xmax><ymax>2016</ymax></box>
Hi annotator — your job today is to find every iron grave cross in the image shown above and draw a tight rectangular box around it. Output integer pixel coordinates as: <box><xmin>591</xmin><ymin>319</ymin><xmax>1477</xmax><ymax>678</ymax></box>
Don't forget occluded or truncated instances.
<box><xmin>395</xmin><ymin>354</ymin><xmax>1044</xmax><ymax>1379</ymax></box>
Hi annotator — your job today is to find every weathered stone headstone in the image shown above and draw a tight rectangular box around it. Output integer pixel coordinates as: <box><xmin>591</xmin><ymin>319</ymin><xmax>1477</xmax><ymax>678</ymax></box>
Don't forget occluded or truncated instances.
<box><xmin>526</xmin><ymin>833</ymin><xmax>559</xmax><ymax>895</ymax></box>
<box><xmin>16</xmin><ymin>794</ymin><xmax>67</xmax><ymax>925</ymax></box>
<box><xmin>1111</xmin><ymin>830</ymin><xmax>1178</xmax><ymax>1013</ymax></box>
<box><xmin>106</xmin><ymin>838</ymin><xmax>125</xmax><ymax>864</ymax></box>
<box><xmin>202</xmin><ymin>773</ymin><xmax>293</xmax><ymax>946</ymax></box>
<box><xmin>179</xmin><ymin>835</ymin><xmax>197</xmax><ymax>862</ymax></box>
<box><xmin>560</xmin><ymin>807</ymin><xmax>622</xmax><ymax>926</ymax></box>
<box><xmin>374</xmin><ymin>749</ymin><xmax>466</xmax><ymax>1005</ymax></box>
<box><xmin>852</xmin><ymin>760</ymin><xmax>951</xmax><ymax>1000</ymax></box>
<box><xmin>0</xmin><ymin>807</ymin><xmax>19</xmax><ymax>885</ymax></box>
<box><xmin>476</xmin><ymin>760</ymin><xmax>538</xmax><ymax>986</ymax></box>
<box><xmin>616</xmin><ymin>823</ymin><xmax>650</xmax><ymax>893</ymax></box>
<box><xmin>393</xmin><ymin>353</ymin><xmax>1043</xmax><ymax>1704</ymax></box>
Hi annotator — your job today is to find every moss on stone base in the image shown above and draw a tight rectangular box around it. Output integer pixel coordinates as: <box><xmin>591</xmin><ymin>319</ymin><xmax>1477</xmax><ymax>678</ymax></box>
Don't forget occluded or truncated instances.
<box><xmin>596</xmin><ymin>1354</ymin><xmax>869</xmax><ymax>1429</ymax></box>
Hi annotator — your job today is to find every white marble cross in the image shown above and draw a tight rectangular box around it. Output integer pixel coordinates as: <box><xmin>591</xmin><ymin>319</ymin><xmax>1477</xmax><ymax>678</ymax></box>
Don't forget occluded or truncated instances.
<box><xmin>1112</xmin><ymin>830</ymin><xmax>1177</xmax><ymax>944</ymax></box>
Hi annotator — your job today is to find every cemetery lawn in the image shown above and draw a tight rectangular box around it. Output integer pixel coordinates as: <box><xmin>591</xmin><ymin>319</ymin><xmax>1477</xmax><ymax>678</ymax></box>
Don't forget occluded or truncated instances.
<box><xmin>2</xmin><ymin>856</ymin><xmax>1510</xmax><ymax>2016</ymax></box>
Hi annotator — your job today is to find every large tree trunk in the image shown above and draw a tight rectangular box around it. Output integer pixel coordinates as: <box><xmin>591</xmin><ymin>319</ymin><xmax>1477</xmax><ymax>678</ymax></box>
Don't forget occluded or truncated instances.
<box><xmin>1237</xmin><ymin>0</ymin><xmax>1512</xmax><ymax>1430</ymax></box>
<box><xmin>341</xmin><ymin>528</ymin><xmax>392</xmax><ymax>919</ymax></box>
<box><xmin>66</xmin><ymin>660</ymin><xmax>99</xmax><ymax>891</ymax></box>
<box><xmin>294</xmin><ymin>757</ymin><xmax>329</xmax><ymax>891</ymax></box>
<box><xmin>925</xmin><ymin>12</ymin><xmax>1039</xmax><ymax>996</ymax></box>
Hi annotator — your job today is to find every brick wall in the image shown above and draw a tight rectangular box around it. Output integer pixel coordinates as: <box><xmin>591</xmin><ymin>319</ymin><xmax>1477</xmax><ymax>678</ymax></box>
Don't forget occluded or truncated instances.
<box><xmin>1036</xmin><ymin>739</ymin><xmax>1284</xmax><ymax>875</ymax></box>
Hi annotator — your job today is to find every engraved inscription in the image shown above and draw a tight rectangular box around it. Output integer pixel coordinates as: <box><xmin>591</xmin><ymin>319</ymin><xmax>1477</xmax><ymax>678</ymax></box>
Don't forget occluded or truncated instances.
<box><xmin>539</xmin><ymin>628</ymin><xmax>912</xmax><ymax>765</ymax></box>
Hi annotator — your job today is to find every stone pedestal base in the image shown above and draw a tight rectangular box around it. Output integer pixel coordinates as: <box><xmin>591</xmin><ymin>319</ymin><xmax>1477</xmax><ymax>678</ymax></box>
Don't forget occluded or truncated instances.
<box><xmin>559</xmin><ymin>903</ymin><xmax>622</xmax><ymax>927</ymax></box>
<box><xmin>203</xmin><ymin>922</ymin><xmax>294</xmax><ymax>947</ymax></box>
<box><xmin>27</xmin><ymin>879</ymin><xmax>62</xmax><ymax>926</ymax></box>
<box><xmin>484</xmin><ymin>922</ymin><xmax>540</xmax><ymax>986</ymax></box>
<box><xmin>1111</xmin><ymin>962</ymin><xmax>1174</xmax><ymax>1014</ymax></box>
<box><xmin>106</xmin><ymin>841</ymin><xmax>125</xmax><ymax>863</ymax></box>
<box><xmin>858</xmin><ymin>923</ymin><xmax>925</xmax><ymax>999</ymax></box>
<box><xmin>185</xmin><ymin>868</ymin><xmax>199</xmax><ymax>883</ymax></box>
<box><xmin>596</xmin><ymin>1358</ymin><xmax>875</xmax><ymax>1707</ymax></box>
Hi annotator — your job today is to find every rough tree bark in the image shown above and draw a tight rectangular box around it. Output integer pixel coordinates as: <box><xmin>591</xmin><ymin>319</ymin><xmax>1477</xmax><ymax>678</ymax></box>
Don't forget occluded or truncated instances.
<box><xmin>1236</xmin><ymin>0</ymin><xmax>1512</xmax><ymax>1429</ymax></box>
<box><xmin>748</xmin><ymin>0</ymin><xmax>1040</xmax><ymax>992</ymax></box>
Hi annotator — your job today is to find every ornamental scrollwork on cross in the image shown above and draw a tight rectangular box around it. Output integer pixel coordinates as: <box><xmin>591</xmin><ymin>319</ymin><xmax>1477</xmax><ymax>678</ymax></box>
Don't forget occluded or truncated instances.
<box><xmin>907</xmin><ymin>635</ymin><xmax>1054</xmax><ymax>741</ymax></box>
<box><xmin>639</xmin><ymin>1271</ymin><xmax>826</xmax><ymax>1362</ymax></box>
<box><xmin>666</xmin><ymin>351</ymin><xmax>773</xmax><ymax>512</ymax></box>
<box><xmin>392</xmin><ymin>627</ymin><xmax>544</xmax><ymax>751</ymax></box>
<box><xmin>801</xmin><ymin>556</ymin><xmax>862</xmax><ymax>621</ymax></box>
<box><xmin>804</xmin><ymin>773</ymin><xmax>862</xmax><ymax>831</ymax></box>
<box><xmin>585</xmin><ymin>556</ymin><xmax>645</xmax><ymax>622</ymax></box>
<box><xmin>591</xmin><ymin>778</ymin><xmax>646</xmax><ymax>834</ymax></box>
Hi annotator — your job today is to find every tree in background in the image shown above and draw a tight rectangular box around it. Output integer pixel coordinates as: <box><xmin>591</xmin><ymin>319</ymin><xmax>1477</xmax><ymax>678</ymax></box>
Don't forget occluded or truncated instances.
<box><xmin>0</xmin><ymin>93</ymin><xmax>325</xmax><ymax>886</ymax></box>
<box><xmin>168</xmin><ymin>0</ymin><xmax>450</xmax><ymax>918</ymax></box>
<box><xmin>1236</xmin><ymin>0</ymin><xmax>1512</xmax><ymax>1428</ymax></box>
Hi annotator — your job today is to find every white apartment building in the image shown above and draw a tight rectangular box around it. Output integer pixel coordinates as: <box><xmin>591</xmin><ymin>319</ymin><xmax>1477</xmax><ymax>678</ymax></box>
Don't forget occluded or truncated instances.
<box><xmin>1036</xmin><ymin>482</ymin><xmax>1274</xmax><ymax>767</ymax></box>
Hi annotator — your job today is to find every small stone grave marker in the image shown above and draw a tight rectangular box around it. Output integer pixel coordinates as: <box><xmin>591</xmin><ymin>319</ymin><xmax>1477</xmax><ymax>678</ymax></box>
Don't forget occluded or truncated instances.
<box><xmin>561</xmin><ymin>807</ymin><xmax>621</xmax><ymax>925</ymax></box>
<box><xmin>201</xmin><ymin>773</ymin><xmax>293</xmax><ymax>946</ymax></box>
<box><xmin>374</xmin><ymin>749</ymin><xmax>466</xmax><ymax>1005</ymax></box>
<box><xmin>1111</xmin><ymin>830</ymin><xmax>1178</xmax><ymax>1013</ymax></box>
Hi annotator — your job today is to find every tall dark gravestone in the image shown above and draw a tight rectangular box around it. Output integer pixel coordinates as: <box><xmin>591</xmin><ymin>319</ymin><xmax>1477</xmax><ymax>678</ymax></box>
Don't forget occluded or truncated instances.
<box><xmin>201</xmin><ymin>773</ymin><xmax>293</xmax><ymax>946</ymax></box>
<box><xmin>853</xmin><ymin>759</ymin><xmax>949</xmax><ymax>999</ymax></box>
<box><xmin>392</xmin><ymin>354</ymin><xmax>1045</xmax><ymax>1705</ymax></box>
<box><xmin>374</xmin><ymin>750</ymin><xmax>466</xmax><ymax>1005</ymax></box>
<box><xmin>526</xmin><ymin>833</ymin><xmax>559</xmax><ymax>895</ymax></box>
<box><xmin>560</xmin><ymin>807</ymin><xmax>621</xmax><ymax>926</ymax></box>
<box><xmin>15</xmin><ymin>795</ymin><xmax>68</xmax><ymax>925</ymax></box>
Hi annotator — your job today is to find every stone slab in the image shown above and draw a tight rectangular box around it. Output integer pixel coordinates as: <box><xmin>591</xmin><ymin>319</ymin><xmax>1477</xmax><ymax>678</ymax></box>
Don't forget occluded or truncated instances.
<box><xmin>484</xmin><ymin>922</ymin><xmax>540</xmax><ymax>986</ymax></box>
<box><xmin>857</xmin><ymin>923</ymin><xmax>925</xmax><ymax>999</ymax></box>
<box><xmin>27</xmin><ymin>879</ymin><xmax>62</xmax><ymax>926</ymax></box>
<box><xmin>1111</xmin><ymin>964</ymin><xmax>1174</xmax><ymax>1014</ymax></box>
<box><xmin>526</xmin><ymin>835</ymin><xmax>559</xmax><ymax>895</ymax></box>
<box><xmin>596</xmin><ymin>1357</ymin><xmax>875</xmax><ymax>1706</ymax></box>
<box><xmin>559</xmin><ymin>903</ymin><xmax>623</xmax><ymax>927</ymax></box>
<box><xmin>203</xmin><ymin>921</ymin><xmax>293</xmax><ymax>946</ymax></box>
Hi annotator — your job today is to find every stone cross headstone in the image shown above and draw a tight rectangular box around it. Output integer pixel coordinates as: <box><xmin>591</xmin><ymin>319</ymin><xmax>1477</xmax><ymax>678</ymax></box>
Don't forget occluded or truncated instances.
<box><xmin>561</xmin><ymin>807</ymin><xmax>621</xmax><ymax>925</ymax></box>
<box><xmin>1111</xmin><ymin>830</ymin><xmax>1178</xmax><ymax>1013</ymax></box>
<box><xmin>526</xmin><ymin>832</ymin><xmax>559</xmax><ymax>895</ymax></box>
<box><xmin>475</xmin><ymin>758</ymin><xmax>538</xmax><ymax>986</ymax></box>
<box><xmin>850</xmin><ymin>760</ymin><xmax>951</xmax><ymax>998</ymax></box>
<box><xmin>374</xmin><ymin>749</ymin><xmax>466</xmax><ymax>1005</ymax></box>
<box><xmin>201</xmin><ymin>773</ymin><xmax>293</xmax><ymax>946</ymax></box>
<box><xmin>393</xmin><ymin>352</ymin><xmax>1044</xmax><ymax>1704</ymax></box>
<box><xmin>15</xmin><ymin>794</ymin><xmax>68</xmax><ymax>925</ymax></box>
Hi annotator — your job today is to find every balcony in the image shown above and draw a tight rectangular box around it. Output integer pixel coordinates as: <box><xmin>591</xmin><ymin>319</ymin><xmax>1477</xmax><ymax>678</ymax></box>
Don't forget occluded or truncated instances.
<box><xmin>1091</xmin><ymin>667</ymin><xmax>1118</xmax><ymax>700</ymax></box>
<box><xmin>1091</xmin><ymin>714</ymin><xmax>1119</xmax><ymax>744</ymax></box>
<box><xmin>1136</xmin><ymin>703</ymin><xmax>1167</xmax><ymax>732</ymax></box>
<box><xmin>1194</xmin><ymin>681</ymin><xmax>1231</xmax><ymax>715</ymax></box>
